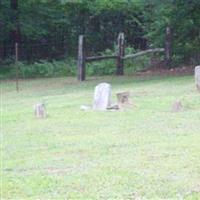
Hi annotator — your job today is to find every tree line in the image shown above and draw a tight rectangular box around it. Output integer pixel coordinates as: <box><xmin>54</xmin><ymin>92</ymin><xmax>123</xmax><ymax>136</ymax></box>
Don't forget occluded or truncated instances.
<box><xmin>0</xmin><ymin>0</ymin><xmax>200</xmax><ymax>66</ymax></box>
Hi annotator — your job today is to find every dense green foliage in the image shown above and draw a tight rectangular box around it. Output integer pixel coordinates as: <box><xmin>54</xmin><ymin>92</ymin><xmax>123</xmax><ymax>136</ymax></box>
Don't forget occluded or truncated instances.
<box><xmin>0</xmin><ymin>46</ymin><xmax>151</xmax><ymax>79</ymax></box>
<box><xmin>144</xmin><ymin>0</ymin><xmax>200</xmax><ymax>65</ymax></box>
<box><xmin>0</xmin><ymin>0</ymin><xmax>200</xmax><ymax>77</ymax></box>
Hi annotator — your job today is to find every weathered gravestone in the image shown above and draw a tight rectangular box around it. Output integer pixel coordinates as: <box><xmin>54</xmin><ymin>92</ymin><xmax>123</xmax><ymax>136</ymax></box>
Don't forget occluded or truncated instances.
<box><xmin>116</xmin><ymin>92</ymin><xmax>130</xmax><ymax>104</ymax></box>
<box><xmin>171</xmin><ymin>100</ymin><xmax>183</xmax><ymax>113</ymax></box>
<box><xmin>195</xmin><ymin>66</ymin><xmax>200</xmax><ymax>92</ymax></box>
<box><xmin>93</xmin><ymin>83</ymin><xmax>111</xmax><ymax>110</ymax></box>
<box><xmin>34</xmin><ymin>103</ymin><xmax>47</xmax><ymax>118</ymax></box>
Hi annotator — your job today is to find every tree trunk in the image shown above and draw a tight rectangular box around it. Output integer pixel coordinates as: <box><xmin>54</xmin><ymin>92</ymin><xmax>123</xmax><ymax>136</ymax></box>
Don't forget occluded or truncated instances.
<box><xmin>10</xmin><ymin>0</ymin><xmax>20</xmax><ymax>45</ymax></box>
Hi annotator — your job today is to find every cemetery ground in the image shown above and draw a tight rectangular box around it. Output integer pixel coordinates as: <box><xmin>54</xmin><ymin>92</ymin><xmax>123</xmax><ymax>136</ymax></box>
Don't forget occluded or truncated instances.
<box><xmin>1</xmin><ymin>74</ymin><xmax>200</xmax><ymax>200</ymax></box>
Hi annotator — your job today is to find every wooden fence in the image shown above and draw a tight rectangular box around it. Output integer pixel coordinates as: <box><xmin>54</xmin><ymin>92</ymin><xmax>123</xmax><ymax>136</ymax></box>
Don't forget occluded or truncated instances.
<box><xmin>77</xmin><ymin>27</ymin><xmax>172</xmax><ymax>81</ymax></box>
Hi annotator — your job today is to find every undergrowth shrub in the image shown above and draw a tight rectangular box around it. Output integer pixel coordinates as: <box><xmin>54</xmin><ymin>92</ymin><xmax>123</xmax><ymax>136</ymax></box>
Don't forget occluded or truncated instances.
<box><xmin>87</xmin><ymin>49</ymin><xmax>116</xmax><ymax>76</ymax></box>
<box><xmin>16</xmin><ymin>59</ymin><xmax>76</xmax><ymax>78</ymax></box>
<box><xmin>0</xmin><ymin>47</ymin><xmax>156</xmax><ymax>79</ymax></box>
<box><xmin>87</xmin><ymin>46</ymin><xmax>151</xmax><ymax>76</ymax></box>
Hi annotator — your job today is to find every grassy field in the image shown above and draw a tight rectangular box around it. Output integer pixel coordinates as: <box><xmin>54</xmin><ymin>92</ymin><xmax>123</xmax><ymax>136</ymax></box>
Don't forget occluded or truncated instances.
<box><xmin>1</xmin><ymin>75</ymin><xmax>200</xmax><ymax>199</ymax></box>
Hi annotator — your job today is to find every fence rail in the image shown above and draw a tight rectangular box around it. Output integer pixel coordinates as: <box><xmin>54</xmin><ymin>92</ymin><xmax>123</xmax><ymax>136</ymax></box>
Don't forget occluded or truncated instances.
<box><xmin>86</xmin><ymin>55</ymin><xmax>117</xmax><ymax>62</ymax></box>
<box><xmin>77</xmin><ymin>28</ymin><xmax>172</xmax><ymax>81</ymax></box>
<box><xmin>123</xmin><ymin>48</ymin><xmax>165</xmax><ymax>60</ymax></box>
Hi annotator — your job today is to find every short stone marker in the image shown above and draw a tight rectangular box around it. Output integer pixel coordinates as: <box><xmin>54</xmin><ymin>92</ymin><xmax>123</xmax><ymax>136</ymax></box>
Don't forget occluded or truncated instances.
<box><xmin>93</xmin><ymin>83</ymin><xmax>111</xmax><ymax>110</ymax></box>
<box><xmin>195</xmin><ymin>66</ymin><xmax>200</xmax><ymax>92</ymax></box>
<box><xmin>34</xmin><ymin>103</ymin><xmax>47</xmax><ymax>118</ymax></box>
<box><xmin>116</xmin><ymin>92</ymin><xmax>130</xmax><ymax>104</ymax></box>
<box><xmin>171</xmin><ymin>100</ymin><xmax>183</xmax><ymax>112</ymax></box>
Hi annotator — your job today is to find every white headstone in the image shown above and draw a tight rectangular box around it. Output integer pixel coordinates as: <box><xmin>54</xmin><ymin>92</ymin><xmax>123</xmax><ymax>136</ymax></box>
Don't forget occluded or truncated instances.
<box><xmin>195</xmin><ymin>66</ymin><xmax>200</xmax><ymax>92</ymax></box>
<box><xmin>93</xmin><ymin>83</ymin><xmax>111</xmax><ymax>110</ymax></box>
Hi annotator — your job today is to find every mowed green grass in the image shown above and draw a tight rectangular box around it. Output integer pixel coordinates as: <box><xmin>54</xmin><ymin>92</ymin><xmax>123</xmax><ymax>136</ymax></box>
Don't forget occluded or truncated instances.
<box><xmin>1</xmin><ymin>75</ymin><xmax>200</xmax><ymax>200</ymax></box>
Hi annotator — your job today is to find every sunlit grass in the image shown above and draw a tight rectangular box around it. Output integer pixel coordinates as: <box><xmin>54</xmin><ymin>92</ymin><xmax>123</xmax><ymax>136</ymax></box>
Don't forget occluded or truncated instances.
<box><xmin>1</xmin><ymin>75</ymin><xmax>200</xmax><ymax>199</ymax></box>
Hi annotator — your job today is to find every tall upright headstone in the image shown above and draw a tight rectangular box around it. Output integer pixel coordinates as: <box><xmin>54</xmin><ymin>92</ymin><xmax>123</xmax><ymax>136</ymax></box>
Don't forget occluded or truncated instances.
<box><xmin>93</xmin><ymin>83</ymin><xmax>111</xmax><ymax>111</ymax></box>
<box><xmin>195</xmin><ymin>66</ymin><xmax>200</xmax><ymax>92</ymax></box>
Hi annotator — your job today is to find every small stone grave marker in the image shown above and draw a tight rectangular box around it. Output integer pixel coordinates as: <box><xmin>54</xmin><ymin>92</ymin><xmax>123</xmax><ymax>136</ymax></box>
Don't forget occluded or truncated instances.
<box><xmin>116</xmin><ymin>92</ymin><xmax>130</xmax><ymax>104</ymax></box>
<box><xmin>171</xmin><ymin>100</ymin><xmax>183</xmax><ymax>112</ymax></box>
<box><xmin>34</xmin><ymin>103</ymin><xmax>47</xmax><ymax>118</ymax></box>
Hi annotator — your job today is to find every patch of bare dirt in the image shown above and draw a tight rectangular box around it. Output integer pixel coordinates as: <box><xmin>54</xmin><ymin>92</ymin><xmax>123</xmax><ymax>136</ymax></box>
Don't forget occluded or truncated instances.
<box><xmin>135</xmin><ymin>66</ymin><xmax>194</xmax><ymax>77</ymax></box>
<box><xmin>192</xmin><ymin>184</ymin><xmax>200</xmax><ymax>193</ymax></box>
<box><xmin>4</xmin><ymin>167</ymin><xmax>71</xmax><ymax>175</ymax></box>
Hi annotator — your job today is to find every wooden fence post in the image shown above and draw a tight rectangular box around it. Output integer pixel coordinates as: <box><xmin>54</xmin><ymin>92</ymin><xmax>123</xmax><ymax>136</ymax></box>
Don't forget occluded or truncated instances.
<box><xmin>77</xmin><ymin>35</ymin><xmax>86</xmax><ymax>81</ymax></box>
<box><xmin>15</xmin><ymin>42</ymin><xmax>19</xmax><ymax>92</ymax></box>
<box><xmin>165</xmin><ymin>26</ymin><xmax>172</xmax><ymax>67</ymax></box>
<box><xmin>116</xmin><ymin>33</ymin><xmax>125</xmax><ymax>75</ymax></box>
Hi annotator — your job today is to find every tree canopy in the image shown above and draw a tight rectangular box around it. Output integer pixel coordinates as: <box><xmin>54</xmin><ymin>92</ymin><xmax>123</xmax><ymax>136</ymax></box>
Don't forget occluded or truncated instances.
<box><xmin>0</xmin><ymin>0</ymin><xmax>200</xmax><ymax>65</ymax></box>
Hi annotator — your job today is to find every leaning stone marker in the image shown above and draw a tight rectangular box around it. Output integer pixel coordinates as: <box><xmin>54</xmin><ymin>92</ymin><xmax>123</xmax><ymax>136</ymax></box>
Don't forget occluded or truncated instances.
<box><xmin>93</xmin><ymin>83</ymin><xmax>111</xmax><ymax>110</ymax></box>
<box><xmin>195</xmin><ymin>66</ymin><xmax>200</xmax><ymax>92</ymax></box>
<box><xmin>34</xmin><ymin>103</ymin><xmax>47</xmax><ymax>118</ymax></box>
